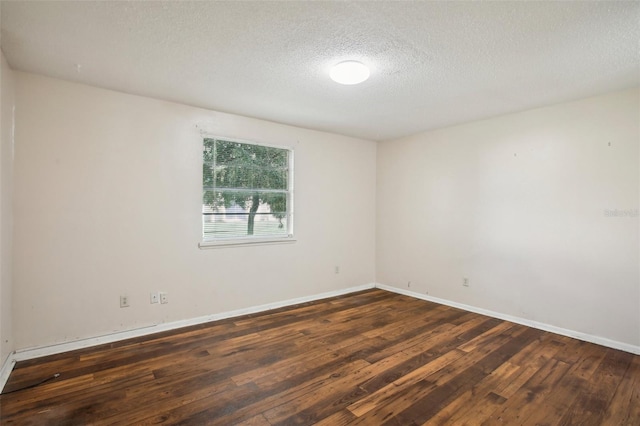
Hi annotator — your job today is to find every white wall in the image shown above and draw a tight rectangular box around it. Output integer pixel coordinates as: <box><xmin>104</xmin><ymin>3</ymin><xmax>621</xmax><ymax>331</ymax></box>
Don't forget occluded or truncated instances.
<box><xmin>0</xmin><ymin>52</ymin><xmax>15</xmax><ymax>364</ymax></box>
<box><xmin>9</xmin><ymin>70</ymin><xmax>639</xmax><ymax>353</ymax></box>
<box><xmin>377</xmin><ymin>88</ymin><xmax>640</xmax><ymax>348</ymax></box>
<box><xmin>12</xmin><ymin>72</ymin><xmax>377</xmax><ymax>350</ymax></box>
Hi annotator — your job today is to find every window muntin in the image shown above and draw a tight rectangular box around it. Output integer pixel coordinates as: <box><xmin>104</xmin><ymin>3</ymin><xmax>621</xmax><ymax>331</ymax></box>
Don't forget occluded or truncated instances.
<box><xmin>202</xmin><ymin>137</ymin><xmax>293</xmax><ymax>242</ymax></box>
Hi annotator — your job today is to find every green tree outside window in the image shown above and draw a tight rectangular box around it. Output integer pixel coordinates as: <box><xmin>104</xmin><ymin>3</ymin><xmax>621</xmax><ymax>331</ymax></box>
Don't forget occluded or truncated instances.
<box><xmin>202</xmin><ymin>138</ymin><xmax>292</xmax><ymax>240</ymax></box>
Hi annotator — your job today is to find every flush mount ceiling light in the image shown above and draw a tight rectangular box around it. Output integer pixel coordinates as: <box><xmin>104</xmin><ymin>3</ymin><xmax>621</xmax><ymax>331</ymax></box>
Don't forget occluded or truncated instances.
<box><xmin>330</xmin><ymin>60</ymin><xmax>370</xmax><ymax>85</ymax></box>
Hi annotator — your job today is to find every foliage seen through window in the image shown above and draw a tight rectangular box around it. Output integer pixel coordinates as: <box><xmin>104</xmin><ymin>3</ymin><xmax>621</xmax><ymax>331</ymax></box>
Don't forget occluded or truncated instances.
<box><xmin>202</xmin><ymin>138</ymin><xmax>292</xmax><ymax>241</ymax></box>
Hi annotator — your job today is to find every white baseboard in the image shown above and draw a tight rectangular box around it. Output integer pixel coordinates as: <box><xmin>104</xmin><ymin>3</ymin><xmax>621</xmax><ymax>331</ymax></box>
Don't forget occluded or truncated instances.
<box><xmin>0</xmin><ymin>352</ymin><xmax>16</xmax><ymax>393</ymax></box>
<box><xmin>375</xmin><ymin>283</ymin><xmax>640</xmax><ymax>355</ymax></box>
<box><xmin>10</xmin><ymin>280</ymin><xmax>638</xmax><ymax>369</ymax></box>
<box><xmin>14</xmin><ymin>283</ymin><xmax>376</xmax><ymax>362</ymax></box>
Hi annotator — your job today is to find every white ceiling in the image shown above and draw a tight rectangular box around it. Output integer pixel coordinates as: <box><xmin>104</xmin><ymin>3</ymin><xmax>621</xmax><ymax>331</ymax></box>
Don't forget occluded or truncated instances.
<box><xmin>1</xmin><ymin>1</ymin><xmax>639</xmax><ymax>141</ymax></box>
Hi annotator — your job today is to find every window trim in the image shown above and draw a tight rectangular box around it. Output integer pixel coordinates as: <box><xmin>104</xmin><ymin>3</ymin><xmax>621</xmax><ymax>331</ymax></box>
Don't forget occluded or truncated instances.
<box><xmin>198</xmin><ymin>236</ymin><xmax>297</xmax><ymax>249</ymax></box>
<box><xmin>199</xmin><ymin>135</ymin><xmax>295</xmax><ymax>248</ymax></box>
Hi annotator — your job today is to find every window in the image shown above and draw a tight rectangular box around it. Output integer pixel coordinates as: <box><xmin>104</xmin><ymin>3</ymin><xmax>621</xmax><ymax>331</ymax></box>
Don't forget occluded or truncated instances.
<box><xmin>202</xmin><ymin>137</ymin><xmax>293</xmax><ymax>244</ymax></box>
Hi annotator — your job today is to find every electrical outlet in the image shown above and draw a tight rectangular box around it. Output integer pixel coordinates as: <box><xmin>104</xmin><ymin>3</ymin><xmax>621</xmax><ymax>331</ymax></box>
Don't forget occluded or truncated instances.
<box><xmin>159</xmin><ymin>292</ymin><xmax>168</xmax><ymax>304</ymax></box>
<box><xmin>407</xmin><ymin>281</ymin><xmax>411</xmax><ymax>288</ymax></box>
<box><xmin>150</xmin><ymin>292</ymin><xmax>159</xmax><ymax>304</ymax></box>
<box><xmin>120</xmin><ymin>295</ymin><xmax>130</xmax><ymax>308</ymax></box>
<box><xmin>334</xmin><ymin>266</ymin><xmax>340</xmax><ymax>274</ymax></box>
<box><xmin>463</xmin><ymin>277</ymin><xmax>469</xmax><ymax>287</ymax></box>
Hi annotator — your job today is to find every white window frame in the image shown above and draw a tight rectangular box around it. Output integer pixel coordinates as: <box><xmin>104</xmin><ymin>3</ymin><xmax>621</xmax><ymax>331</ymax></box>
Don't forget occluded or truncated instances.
<box><xmin>199</xmin><ymin>135</ymin><xmax>295</xmax><ymax>249</ymax></box>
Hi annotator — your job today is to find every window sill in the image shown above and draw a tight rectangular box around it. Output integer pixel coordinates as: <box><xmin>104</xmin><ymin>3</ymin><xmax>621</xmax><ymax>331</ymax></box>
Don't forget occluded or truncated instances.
<box><xmin>198</xmin><ymin>237</ymin><xmax>297</xmax><ymax>249</ymax></box>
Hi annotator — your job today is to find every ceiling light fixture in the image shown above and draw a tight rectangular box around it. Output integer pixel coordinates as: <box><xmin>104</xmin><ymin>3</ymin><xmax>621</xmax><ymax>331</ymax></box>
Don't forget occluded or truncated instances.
<box><xmin>330</xmin><ymin>61</ymin><xmax>370</xmax><ymax>85</ymax></box>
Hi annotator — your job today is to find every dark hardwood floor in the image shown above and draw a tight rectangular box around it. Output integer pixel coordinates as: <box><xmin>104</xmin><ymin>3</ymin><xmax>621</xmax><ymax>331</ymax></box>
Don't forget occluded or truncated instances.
<box><xmin>1</xmin><ymin>289</ymin><xmax>638</xmax><ymax>425</ymax></box>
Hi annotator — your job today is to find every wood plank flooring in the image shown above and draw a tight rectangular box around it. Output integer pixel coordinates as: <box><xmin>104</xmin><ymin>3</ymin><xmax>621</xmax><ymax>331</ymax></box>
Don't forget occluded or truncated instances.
<box><xmin>1</xmin><ymin>289</ymin><xmax>638</xmax><ymax>425</ymax></box>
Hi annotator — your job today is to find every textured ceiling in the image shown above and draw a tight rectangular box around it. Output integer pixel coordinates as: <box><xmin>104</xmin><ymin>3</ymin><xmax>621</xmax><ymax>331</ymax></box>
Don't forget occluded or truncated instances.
<box><xmin>1</xmin><ymin>1</ymin><xmax>639</xmax><ymax>141</ymax></box>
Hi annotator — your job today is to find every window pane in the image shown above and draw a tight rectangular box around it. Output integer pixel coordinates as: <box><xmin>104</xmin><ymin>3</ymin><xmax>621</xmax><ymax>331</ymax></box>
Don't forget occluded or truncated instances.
<box><xmin>203</xmin><ymin>138</ymin><xmax>215</xmax><ymax>162</ymax></box>
<box><xmin>203</xmin><ymin>137</ymin><xmax>292</xmax><ymax>241</ymax></box>
<box><xmin>214</xmin><ymin>139</ymin><xmax>288</xmax><ymax>168</ymax></box>
<box><xmin>212</xmin><ymin>165</ymin><xmax>288</xmax><ymax>190</ymax></box>
<box><xmin>203</xmin><ymin>191</ymin><xmax>288</xmax><ymax>239</ymax></box>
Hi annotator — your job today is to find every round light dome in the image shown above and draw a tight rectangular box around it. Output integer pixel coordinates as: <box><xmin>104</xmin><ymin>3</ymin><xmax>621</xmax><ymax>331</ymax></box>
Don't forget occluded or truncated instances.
<box><xmin>330</xmin><ymin>61</ymin><xmax>370</xmax><ymax>85</ymax></box>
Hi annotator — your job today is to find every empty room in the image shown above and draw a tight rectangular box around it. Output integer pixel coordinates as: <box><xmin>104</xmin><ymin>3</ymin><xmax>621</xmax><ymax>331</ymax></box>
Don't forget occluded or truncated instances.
<box><xmin>0</xmin><ymin>1</ymin><xmax>638</xmax><ymax>425</ymax></box>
